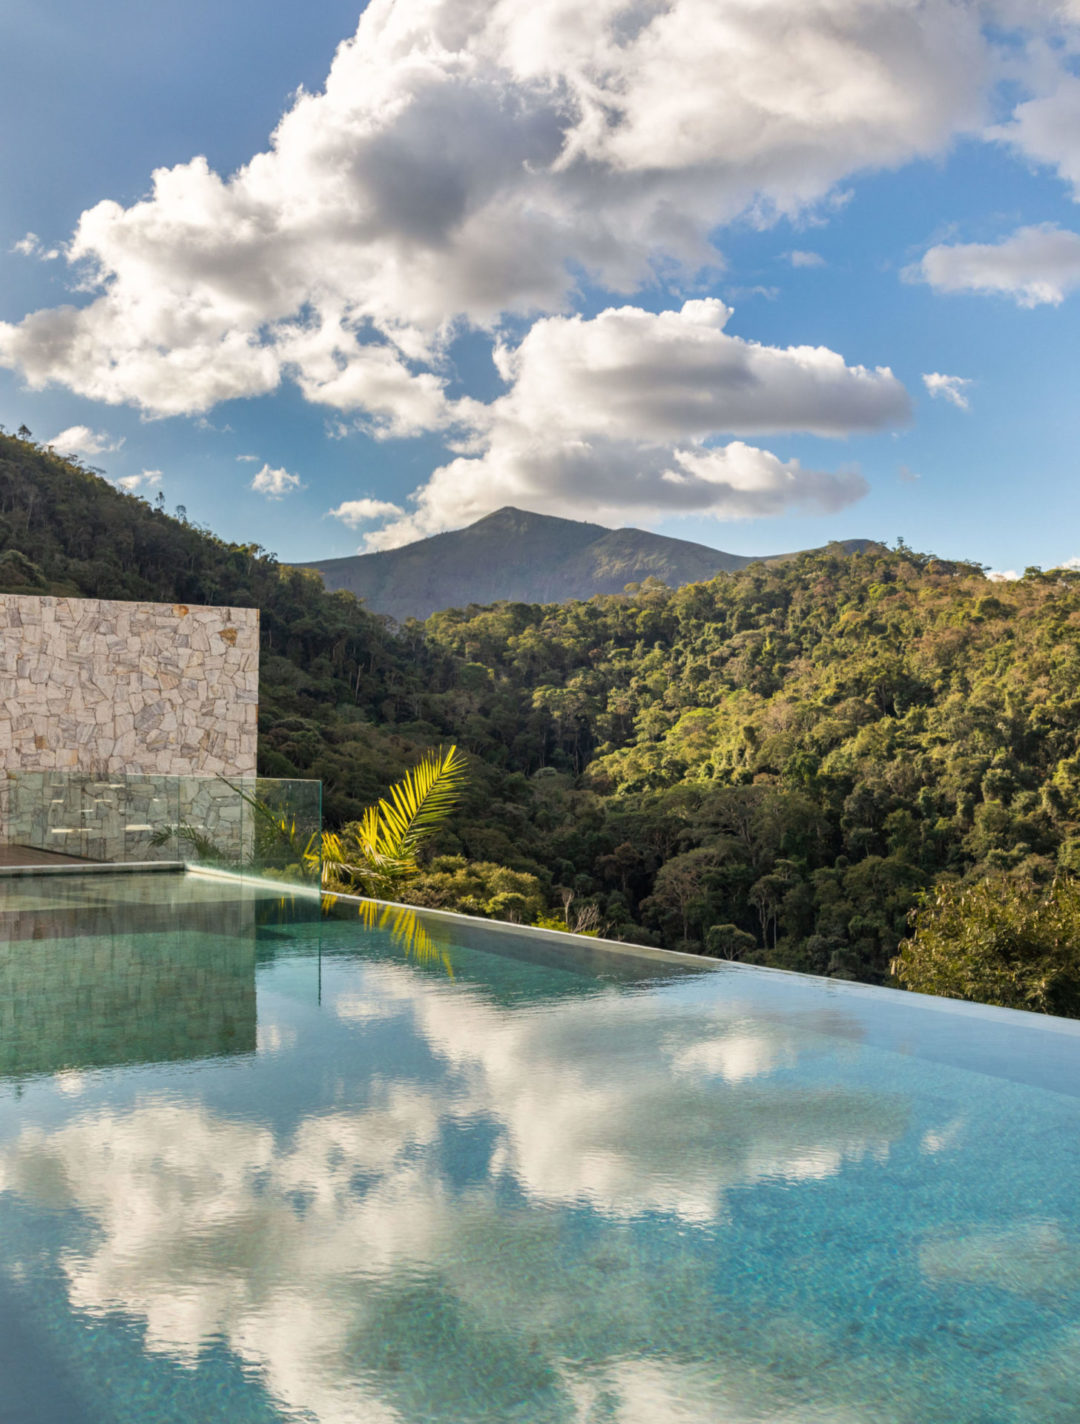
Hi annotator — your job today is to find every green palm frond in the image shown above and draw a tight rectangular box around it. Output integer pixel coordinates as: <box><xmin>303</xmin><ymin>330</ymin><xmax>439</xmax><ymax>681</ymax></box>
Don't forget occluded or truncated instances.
<box><xmin>372</xmin><ymin>745</ymin><xmax>468</xmax><ymax>863</ymax></box>
<box><xmin>310</xmin><ymin>827</ymin><xmax>411</xmax><ymax>893</ymax></box>
<box><xmin>308</xmin><ymin>746</ymin><xmax>468</xmax><ymax>898</ymax></box>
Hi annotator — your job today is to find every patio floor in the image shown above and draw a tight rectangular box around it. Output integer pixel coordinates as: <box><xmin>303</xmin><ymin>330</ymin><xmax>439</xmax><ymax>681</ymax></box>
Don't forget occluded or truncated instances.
<box><xmin>0</xmin><ymin>844</ymin><xmax>97</xmax><ymax>868</ymax></box>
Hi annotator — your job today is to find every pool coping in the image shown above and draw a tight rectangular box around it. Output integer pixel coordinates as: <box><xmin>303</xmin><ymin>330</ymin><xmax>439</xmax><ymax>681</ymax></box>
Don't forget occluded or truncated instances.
<box><xmin>0</xmin><ymin>860</ymin><xmax>186</xmax><ymax>879</ymax></box>
<box><xmin>185</xmin><ymin>865</ymin><xmax>719</xmax><ymax>969</ymax></box>
<box><xmin>187</xmin><ymin>867</ymin><xmax>1080</xmax><ymax>1039</ymax></box>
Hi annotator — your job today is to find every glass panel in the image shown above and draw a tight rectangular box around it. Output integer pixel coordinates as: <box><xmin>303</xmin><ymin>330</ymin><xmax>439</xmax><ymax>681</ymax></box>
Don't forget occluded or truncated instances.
<box><xmin>249</xmin><ymin>775</ymin><xmax>322</xmax><ymax>880</ymax></box>
<box><xmin>0</xmin><ymin>771</ymin><xmax>321</xmax><ymax>882</ymax></box>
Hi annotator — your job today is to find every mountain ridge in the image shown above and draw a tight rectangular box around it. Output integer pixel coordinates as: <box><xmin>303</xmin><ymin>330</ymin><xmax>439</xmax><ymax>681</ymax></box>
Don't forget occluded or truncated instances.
<box><xmin>300</xmin><ymin>507</ymin><xmax>877</xmax><ymax>621</ymax></box>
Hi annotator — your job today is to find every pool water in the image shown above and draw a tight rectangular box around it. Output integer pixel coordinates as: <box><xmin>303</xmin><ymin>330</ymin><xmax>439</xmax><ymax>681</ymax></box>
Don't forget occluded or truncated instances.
<box><xmin>3</xmin><ymin>872</ymin><xmax>1080</xmax><ymax>1423</ymax></box>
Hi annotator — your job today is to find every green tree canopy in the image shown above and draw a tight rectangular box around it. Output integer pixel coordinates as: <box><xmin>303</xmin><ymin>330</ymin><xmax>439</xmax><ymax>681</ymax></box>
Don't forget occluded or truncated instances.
<box><xmin>893</xmin><ymin>876</ymin><xmax>1080</xmax><ymax>1017</ymax></box>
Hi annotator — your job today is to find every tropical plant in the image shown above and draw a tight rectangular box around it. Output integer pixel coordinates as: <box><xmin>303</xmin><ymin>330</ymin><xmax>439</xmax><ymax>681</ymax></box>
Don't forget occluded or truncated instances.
<box><xmin>311</xmin><ymin>745</ymin><xmax>468</xmax><ymax>898</ymax></box>
<box><xmin>404</xmin><ymin>855</ymin><xmax>546</xmax><ymax>922</ymax></box>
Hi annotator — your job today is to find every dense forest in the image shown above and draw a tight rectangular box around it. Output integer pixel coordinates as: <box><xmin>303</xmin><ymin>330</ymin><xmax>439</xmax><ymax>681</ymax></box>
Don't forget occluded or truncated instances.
<box><xmin>4</xmin><ymin>428</ymin><xmax>1080</xmax><ymax>986</ymax></box>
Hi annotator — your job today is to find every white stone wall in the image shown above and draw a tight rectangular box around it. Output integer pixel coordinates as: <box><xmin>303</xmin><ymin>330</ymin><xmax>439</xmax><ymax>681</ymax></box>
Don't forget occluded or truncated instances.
<box><xmin>0</xmin><ymin>594</ymin><xmax>259</xmax><ymax>777</ymax></box>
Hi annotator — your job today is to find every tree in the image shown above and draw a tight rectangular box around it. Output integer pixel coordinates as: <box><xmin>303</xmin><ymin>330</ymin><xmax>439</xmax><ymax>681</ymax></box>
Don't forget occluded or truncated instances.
<box><xmin>641</xmin><ymin>847</ymin><xmax>719</xmax><ymax>943</ymax></box>
<box><xmin>704</xmin><ymin>923</ymin><xmax>757</xmax><ymax>960</ymax></box>
<box><xmin>892</xmin><ymin>874</ymin><xmax>1080</xmax><ymax>1017</ymax></box>
<box><xmin>749</xmin><ymin>872</ymin><xmax>789</xmax><ymax>949</ymax></box>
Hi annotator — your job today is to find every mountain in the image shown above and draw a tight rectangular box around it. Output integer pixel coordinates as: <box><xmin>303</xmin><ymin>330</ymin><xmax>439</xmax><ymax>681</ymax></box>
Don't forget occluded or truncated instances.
<box><xmin>300</xmin><ymin>507</ymin><xmax>876</xmax><ymax>621</ymax></box>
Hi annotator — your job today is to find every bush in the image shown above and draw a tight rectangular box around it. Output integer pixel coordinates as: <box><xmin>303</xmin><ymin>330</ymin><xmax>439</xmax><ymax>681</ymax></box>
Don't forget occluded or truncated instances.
<box><xmin>404</xmin><ymin>856</ymin><xmax>546</xmax><ymax>922</ymax></box>
<box><xmin>0</xmin><ymin>548</ymin><xmax>47</xmax><ymax>589</ymax></box>
<box><xmin>892</xmin><ymin>874</ymin><xmax>1080</xmax><ymax>1017</ymax></box>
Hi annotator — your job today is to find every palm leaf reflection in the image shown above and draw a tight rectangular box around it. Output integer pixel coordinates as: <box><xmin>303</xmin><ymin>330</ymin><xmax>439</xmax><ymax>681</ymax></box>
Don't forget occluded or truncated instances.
<box><xmin>324</xmin><ymin>896</ymin><xmax>454</xmax><ymax>977</ymax></box>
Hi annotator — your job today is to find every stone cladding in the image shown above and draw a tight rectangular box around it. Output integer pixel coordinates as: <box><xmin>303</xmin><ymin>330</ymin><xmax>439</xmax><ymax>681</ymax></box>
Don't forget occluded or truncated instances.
<box><xmin>0</xmin><ymin>594</ymin><xmax>258</xmax><ymax>777</ymax></box>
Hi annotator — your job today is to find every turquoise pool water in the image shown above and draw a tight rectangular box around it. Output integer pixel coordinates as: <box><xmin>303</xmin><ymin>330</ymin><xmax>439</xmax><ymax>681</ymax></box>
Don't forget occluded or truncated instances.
<box><xmin>3</xmin><ymin>872</ymin><xmax>1080</xmax><ymax>1423</ymax></box>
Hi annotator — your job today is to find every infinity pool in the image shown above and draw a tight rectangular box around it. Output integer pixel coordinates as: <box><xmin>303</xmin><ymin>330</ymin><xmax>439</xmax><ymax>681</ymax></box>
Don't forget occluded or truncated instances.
<box><xmin>3</xmin><ymin>871</ymin><xmax>1080</xmax><ymax>1422</ymax></box>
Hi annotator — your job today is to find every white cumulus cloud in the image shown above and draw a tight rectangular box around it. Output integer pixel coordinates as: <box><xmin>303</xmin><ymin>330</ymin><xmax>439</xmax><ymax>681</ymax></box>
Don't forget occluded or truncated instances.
<box><xmin>912</xmin><ymin>224</ymin><xmax>1080</xmax><ymax>306</ymax></box>
<box><xmin>489</xmin><ymin>300</ymin><xmax>910</xmax><ymax>442</ymax></box>
<box><xmin>278</xmin><ymin>327</ymin><xmax>462</xmax><ymax>439</ymax></box>
<box><xmin>115</xmin><ymin>469</ymin><xmax>162</xmax><ymax>491</ymax></box>
<box><xmin>787</xmin><ymin>250</ymin><xmax>826</xmax><ymax>268</ymax></box>
<box><xmin>11</xmin><ymin>232</ymin><xmax>60</xmax><ymax>261</ymax></box>
<box><xmin>364</xmin><ymin>299</ymin><xmax>900</xmax><ymax>547</ymax></box>
<box><xmin>250</xmin><ymin>464</ymin><xmax>304</xmax><ymax>498</ymax></box>
<box><xmin>369</xmin><ymin>441</ymin><xmax>869</xmax><ymax>551</ymax></box>
<box><xmin>46</xmin><ymin>424</ymin><xmax>124</xmax><ymax>457</ymax></box>
<box><xmin>0</xmin><ymin>0</ymin><xmax>992</xmax><ymax>420</ymax></box>
<box><xmin>328</xmin><ymin>498</ymin><xmax>406</xmax><ymax>528</ymax></box>
<box><xmin>991</xmin><ymin>66</ymin><xmax>1080</xmax><ymax>199</ymax></box>
<box><xmin>922</xmin><ymin>372</ymin><xmax>973</xmax><ymax>409</ymax></box>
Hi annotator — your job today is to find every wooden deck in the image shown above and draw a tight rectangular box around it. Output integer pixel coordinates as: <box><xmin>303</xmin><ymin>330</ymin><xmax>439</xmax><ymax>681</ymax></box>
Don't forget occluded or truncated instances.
<box><xmin>0</xmin><ymin>844</ymin><xmax>98</xmax><ymax>868</ymax></box>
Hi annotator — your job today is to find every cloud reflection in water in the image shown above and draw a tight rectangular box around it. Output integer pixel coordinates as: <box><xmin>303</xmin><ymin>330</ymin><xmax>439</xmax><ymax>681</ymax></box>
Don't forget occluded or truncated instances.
<box><xmin>0</xmin><ymin>955</ymin><xmax>910</xmax><ymax>1423</ymax></box>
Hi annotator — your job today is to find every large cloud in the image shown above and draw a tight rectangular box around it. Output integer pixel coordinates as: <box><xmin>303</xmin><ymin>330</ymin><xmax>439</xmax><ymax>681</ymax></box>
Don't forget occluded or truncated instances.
<box><xmin>359</xmin><ymin>300</ymin><xmax>902</xmax><ymax>546</ymax></box>
<box><xmin>491</xmin><ymin>301</ymin><xmax>909</xmax><ymax>442</ymax></box>
<box><xmin>0</xmin><ymin>0</ymin><xmax>991</xmax><ymax>422</ymax></box>
<box><xmin>912</xmin><ymin>223</ymin><xmax>1080</xmax><ymax>306</ymax></box>
<box><xmin>8</xmin><ymin>0</ymin><xmax>1080</xmax><ymax>543</ymax></box>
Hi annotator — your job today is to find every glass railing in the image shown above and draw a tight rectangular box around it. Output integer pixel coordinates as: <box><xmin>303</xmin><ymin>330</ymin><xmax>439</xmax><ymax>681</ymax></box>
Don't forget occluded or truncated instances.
<box><xmin>0</xmin><ymin>772</ymin><xmax>321</xmax><ymax>881</ymax></box>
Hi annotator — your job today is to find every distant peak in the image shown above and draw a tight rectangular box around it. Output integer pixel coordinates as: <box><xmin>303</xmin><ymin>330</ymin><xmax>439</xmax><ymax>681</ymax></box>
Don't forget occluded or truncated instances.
<box><xmin>472</xmin><ymin>506</ymin><xmax>530</xmax><ymax>523</ymax></box>
<box><xmin>473</xmin><ymin>506</ymin><xmax>545</xmax><ymax>526</ymax></box>
<box><xmin>469</xmin><ymin>506</ymin><xmax>606</xmax><ymax>532</ymax></box>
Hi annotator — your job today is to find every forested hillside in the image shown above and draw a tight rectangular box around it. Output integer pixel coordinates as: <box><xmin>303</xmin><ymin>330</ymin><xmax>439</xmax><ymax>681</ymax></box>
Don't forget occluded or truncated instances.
<box><xmin>420</xmin><ymin>549</ymin><xmax>1080</xmax><ymax>981</ymax></box>
<box><xmin>4</xmin><ymin>429</ymin><xmax>1080</xmax><ymax>987</ymax></box>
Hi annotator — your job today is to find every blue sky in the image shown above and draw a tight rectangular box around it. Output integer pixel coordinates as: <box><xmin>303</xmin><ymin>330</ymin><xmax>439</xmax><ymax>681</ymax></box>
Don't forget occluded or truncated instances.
<box><xmin>2</xmin><ymin>0</ymin><xmax>1080</xmax><ymax>573</ymax></box>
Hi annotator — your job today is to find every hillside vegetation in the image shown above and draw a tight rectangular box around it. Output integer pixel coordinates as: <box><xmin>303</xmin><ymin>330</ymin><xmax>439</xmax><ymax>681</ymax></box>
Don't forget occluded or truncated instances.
<box><xmin>4</xmin><ymin>430</ymin><xmax>1080</xmax><ymax>992</ymax></box>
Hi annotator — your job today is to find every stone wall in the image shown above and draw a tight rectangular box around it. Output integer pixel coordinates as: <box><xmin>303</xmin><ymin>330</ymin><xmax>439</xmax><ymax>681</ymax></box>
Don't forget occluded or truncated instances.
<box><xmin>0</xmin><ymin>594</ymin><xmax>260</xmax><ymax>858</ymax></box>
<box><xmin>0</xmin><ymin>594</ymin><xmax>258</xmax><ymax>777</ymax></box>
